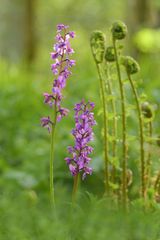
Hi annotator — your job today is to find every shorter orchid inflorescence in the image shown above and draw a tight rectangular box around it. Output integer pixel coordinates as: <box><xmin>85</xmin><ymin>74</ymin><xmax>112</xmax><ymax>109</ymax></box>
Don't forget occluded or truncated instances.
<box><xmin>41</xmin><ymin>24</ymin><xmax>75</xmax><ymax>131</ymax></box>
<box><xmin>65</xmin><ymin>100</ymin><xmax>96</xmax><ymax>180</ymax></box>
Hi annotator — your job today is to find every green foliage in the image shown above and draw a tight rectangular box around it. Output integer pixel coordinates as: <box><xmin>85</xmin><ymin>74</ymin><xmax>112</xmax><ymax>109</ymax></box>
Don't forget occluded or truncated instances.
<box><xmin>134</xmin><ymin>28</ymin><xmax>160</xmax><ymax>53</ymax></box>
<box><xmin>111</xmin><ymin>21</ymin><xmax>127</xmax><ymax>40</ymax></box>
<box><xmin>105</xmin><ymin>46</ymin><xmax>115</xmax><ymax>62</ymax></box>
<box><xmin>1</xmin><ymin>188</ymin><xmax>160</xmax><ymax>239</ymax></box>
<box><xmin>121</xmin><ymin>56</ymin><xmax>140</xmax><ymax>75</ymax></box>
<box><xmin>90</xmin><ymin>31</ymin><xmax>106</xmax><ymax>63</ymax></box>
<box><xmin>141</xmin><ymin>101</ymin><xmax>153</xmax><ymax>119</ymax></box>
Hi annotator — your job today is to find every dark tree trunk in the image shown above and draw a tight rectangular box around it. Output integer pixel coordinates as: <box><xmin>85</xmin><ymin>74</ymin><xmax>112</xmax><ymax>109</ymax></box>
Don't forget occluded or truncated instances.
<box><xmin>127</xmin><ymin>0</ymin><xmax>153</xmax><ymax>33</ymax></box>
<box><xmin>25</xmin><ymin>0</ymin><xmax>36</xmax><ymax>65</ymax></box>
<box><xmin>126</xmin><ymin>0</ymin><xmax>156</xmax><ymax>57</ymax></box>
<box><xmin>135</xmin><ymin>0</ymin><xmax>151</xmax><ymax>26</ymax></box>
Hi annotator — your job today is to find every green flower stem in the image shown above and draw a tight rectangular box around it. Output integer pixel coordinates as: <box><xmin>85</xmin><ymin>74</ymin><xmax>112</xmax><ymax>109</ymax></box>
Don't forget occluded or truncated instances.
<box><xmin>126</xmin><ymin>71</ymin><xmax>145</xmax><ymax>199</ymax></box>
<box><xmin>104</xmin><ymin>63</ymin><xmax>117</xmax><ymax>184</ymax></box>
<box><xmin>146</xmin><ymin>121</ymin><xmax>153</xmax><ymax>188</ymax></box>
<box><xmin>97</xmin><ymin>63</ymin><xmax>110</xmax><ymax>194</ymax></box>
<box><xmin>50</xmin><ymin>104</ymin><xmax>57</xmax><ymax>207</ymax></box>
<box><xmin>113</xmin><ymin>38</ymin><xmax>128</xmax><ymax>206</ymax></box>
<box><xmin>72</xmin><ymin>173</ymin><xmax>79</xmax><ymax>203</ymax></box>
<box><xmin>49</xmin><ymin>47</ymin><xmax>64</xmax><ymax>206</ymax></box>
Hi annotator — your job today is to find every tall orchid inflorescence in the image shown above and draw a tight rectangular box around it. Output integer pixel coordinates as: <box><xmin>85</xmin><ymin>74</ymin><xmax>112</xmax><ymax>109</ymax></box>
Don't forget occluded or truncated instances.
<box><xmin>65</xmin><ymin>100</ymin><xmax>96</xmax><ymax>180</ymax></box>
<box><xmin>41</xmin><ymin>24</ymin><xmax>75</xmax><ymax>206</ymax></box>
<box><xmin>41</xmin><ymin>24</ymin><xmax>75</xmax><ymax>131</ymax></box>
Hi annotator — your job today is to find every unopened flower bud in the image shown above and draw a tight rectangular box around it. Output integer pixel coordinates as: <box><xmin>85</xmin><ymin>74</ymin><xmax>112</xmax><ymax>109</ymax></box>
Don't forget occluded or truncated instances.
<box><xmin>90</xmin><ymin>31</ymin><xmax>105</xmax><ymax>63</ymax></box>
<box><xmin>111</xmin><ymin>21</ymin><xmax>127</xmax><ymax>40</ymax></box>
<box><xmin>141</xmin><ymin>102</ymin><xmax>153</xmax><ymax>118</ymax></box>
<box><xmin>121</xmin><ymin>56</ymin><xmax>140</xmax><ymax>74</ymax></box>
<box><xmin>105</xmin><ymin>46</ymin><xmax>115</xmax><ymax>62</ymax></box>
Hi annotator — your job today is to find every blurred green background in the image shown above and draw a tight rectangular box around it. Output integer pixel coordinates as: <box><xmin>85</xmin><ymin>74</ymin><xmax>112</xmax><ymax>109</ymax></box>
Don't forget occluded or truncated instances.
<box><xmin>0</xmin><ymin>0</ymin><xmax>160</xmax><ymax>239</ymax></box>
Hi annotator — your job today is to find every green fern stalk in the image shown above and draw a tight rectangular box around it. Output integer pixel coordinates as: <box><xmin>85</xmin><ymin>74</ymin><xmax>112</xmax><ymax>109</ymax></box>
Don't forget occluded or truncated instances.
<box><xmin>146</xmin><ymin>121</ymin><xmax>153</xmax><ymax>188</ymax></box>
<box><xmin>90</xmin><ymin>31</ymin><xmax>110</xmax><ymax>194</ymax></box>
<box><xmin>104</xmin><ymin>63</ymin><xmax>117</xmax><ymax>184</ymax></box>
<box><xmin>126</xmin><ymin>70</ymin><xmax>145</xmax><ymax>199</ymax></box>
<box><xmin>112</xmin><ymin>38</ymin><xmax>128</xmax><ymax>206</ymax></box>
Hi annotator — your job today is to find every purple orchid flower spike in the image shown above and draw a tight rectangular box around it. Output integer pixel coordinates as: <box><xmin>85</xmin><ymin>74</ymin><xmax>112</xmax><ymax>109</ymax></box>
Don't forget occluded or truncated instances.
<box><xmin>65</xmin><ymin>100</ymin><xmax>96</xmax><ymax>180</ymax></box>
<box><xmin>41</xmin><ymin>23</ymin><xmax>76</xmax><ymax>131</ymax></box>
<box><xmin>41</xmin><ymin>24</ymin><xmax>75</xmax><ymax>205</ymax></box>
